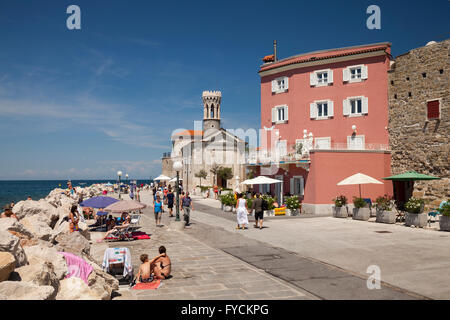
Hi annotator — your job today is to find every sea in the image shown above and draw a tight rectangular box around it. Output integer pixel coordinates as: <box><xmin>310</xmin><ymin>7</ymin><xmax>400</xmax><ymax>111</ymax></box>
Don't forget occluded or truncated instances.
<box><xmin>0</xmin><ymin>180</ymin><xmax>153</xmax><ymax>209</ymax></box>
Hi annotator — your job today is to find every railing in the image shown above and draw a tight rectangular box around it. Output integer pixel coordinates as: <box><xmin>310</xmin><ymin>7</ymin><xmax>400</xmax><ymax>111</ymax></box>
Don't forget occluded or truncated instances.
<box><xmin>162</xmin><ymin>152</ymin><xmax>172</xmax><ymax>158</ymax></box>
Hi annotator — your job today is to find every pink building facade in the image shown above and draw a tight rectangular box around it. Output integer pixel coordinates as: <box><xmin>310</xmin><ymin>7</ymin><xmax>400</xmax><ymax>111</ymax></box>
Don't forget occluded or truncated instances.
<box><xmin>250</xmin><ymin>43</ymin><xmax>393</xmax><ymax>214</ymax></box>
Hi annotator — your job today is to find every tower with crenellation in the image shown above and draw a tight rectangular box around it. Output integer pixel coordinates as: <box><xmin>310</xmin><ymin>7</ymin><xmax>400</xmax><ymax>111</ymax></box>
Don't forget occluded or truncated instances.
<box><xmin>202</xmin><ymin>90</ymin><xmax>221</xmax><ymax>131</ymax></box>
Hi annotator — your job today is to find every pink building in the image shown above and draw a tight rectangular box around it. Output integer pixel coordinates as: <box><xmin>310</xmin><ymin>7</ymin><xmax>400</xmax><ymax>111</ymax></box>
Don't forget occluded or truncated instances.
<box><xmin>250</xmin><ymin>42</ymin><xmax>393</xmax><ymax>213</ymax></box>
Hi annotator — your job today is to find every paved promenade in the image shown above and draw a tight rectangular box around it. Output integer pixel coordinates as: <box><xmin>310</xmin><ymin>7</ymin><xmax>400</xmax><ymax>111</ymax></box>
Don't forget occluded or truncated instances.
<box><xmin>90</xmin><ymin>191</ymin><xmax>312</xmax><ymax>300</ymax></box>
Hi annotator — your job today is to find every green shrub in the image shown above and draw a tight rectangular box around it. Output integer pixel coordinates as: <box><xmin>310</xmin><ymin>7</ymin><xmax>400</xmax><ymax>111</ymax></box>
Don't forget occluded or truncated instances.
<box><xmin>246</xmin><ymin>197</ymin><xmax>253</xmax><ymax>209</ymax></box>
<box><xmin>199</xmin><ymin>186</ymin><xmax>212</xmax><ymax>192</ymax></box>
<box><xmin>285</xmin><ymin>196</ymin><xmax>301</xmax><ymax>210</ymax></box>
<box><xmin>353</xmin><ymin>197</ymin><xmax>367</xmax><ymax>209</ymax></box>
<box><xmin>375</xmin><ymin>194</ymin><xmax>393</xmax><ymax>211</ymax></box>
<box><xmin>333</xmin><ymin>195</ymin><xmax>347</xmax><ymax>207</ymax></box>
<box><xmin>437</xmin><ymin>201</ymin><xmax>450</xmax><ymax>217</ymax></box>
<box><xmin>220</xmin><ymin>193</ymin><xmax>236</xmax><ymax>206</ymax></box>
<box><xmin>404</xmin><ymin>197</ymin><xmax>425</xmax><ymax>214</ymax></box>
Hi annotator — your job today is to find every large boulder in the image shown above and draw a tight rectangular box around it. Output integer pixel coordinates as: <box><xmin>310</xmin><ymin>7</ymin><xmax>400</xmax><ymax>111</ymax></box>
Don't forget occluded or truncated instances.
<box><xmin>20</xmin><ymin>215</ymin><xmax>55</xmax><ymax>242</ymax></box>
<box><xmin>0</xmin><ymin>232</ymin><xmax>27</xmax><ymax>267</ymax></box>
<box><xmin>23</xmin><ymin>244</ymin><xmax>67</xmax><ymax>280</ymax></box>
<box><xmin>56</xmin><ymin>277</ymin><xmax>104</xmax><ymax>300</ymax></box>
<box><xmin>13</xmin><ymin>199</ymin><xmax>59</xmax><ymax>226</ymax></box>
<box><xmin>0</xmin><ymin>218</ymin><xmax>36</xmax><ymax>247</ymax></box>
<box><xmin>0</xmin><ymin>252</ymin><xmax>15</xmax><ymax>282</ymax></box>
<box><xmin>0</xmin><ymin>281</ymin><xmax>55</xmax><ymax>300</ymax></box>
<box><xmin>54</xmin><ymin>232</ymin><xmax>90</xmax><ymax>256</ymax></box>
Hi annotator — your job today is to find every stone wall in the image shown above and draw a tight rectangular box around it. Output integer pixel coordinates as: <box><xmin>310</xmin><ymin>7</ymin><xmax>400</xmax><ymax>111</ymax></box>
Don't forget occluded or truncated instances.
<box><xmin>388</xmin><ymin>40</ymin><xmax>449</xmax><ymax>207</ymax></box>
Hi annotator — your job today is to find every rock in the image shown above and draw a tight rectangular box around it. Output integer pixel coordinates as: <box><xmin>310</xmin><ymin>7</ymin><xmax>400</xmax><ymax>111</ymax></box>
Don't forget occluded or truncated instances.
<box><xmin>0</xmin><ymin>281</ymin><xmax>55</xmax><ymax>300</ymax></box>
<box><xmin>54</xmin><ymin>232</ymin><xmax>90</xmax><ymax>256</ymax></box>
<box><xmin>12</xmin><ymin>200</ymin><xmax>59</xmax><ymax>226</ymax></box>
<box><xmin>11</xmin><ymin>260</ymin><xmax>59</xmax><ymax>299</ymax></box>
<box><xmin>20</xmin><ymin>215</ymin><xmax>55</xmax><ymax>242</ymax></box>
<box><xmin>23</xmin><ymin>245</ymin><xmax>67</xmax><ymax>280</ymax></box>
<box><xmin>0</xmin><ymin>232</ymin><xmax>27</xmax><ymax>267</ymax></box>
<box><xmin>56</xmin><ymin>277</ymin><xmax>101</xmax><ymax>300</ymax></box>
<box><xmin>0</xmin><ymin>252</ymin><xmax>15</xmax><ymax>282</ymax></box>
<box><xmin>0</xmin><ymin>218</ymin><xmax>36</xmax><ymax>247</ymax></box>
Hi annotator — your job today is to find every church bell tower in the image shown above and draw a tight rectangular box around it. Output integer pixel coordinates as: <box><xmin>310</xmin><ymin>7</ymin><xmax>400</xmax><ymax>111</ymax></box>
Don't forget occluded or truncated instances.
<box><xmin>202</xmin><ymin>91</ymin><xmax>221</xmax><ymax>131</ymax></box>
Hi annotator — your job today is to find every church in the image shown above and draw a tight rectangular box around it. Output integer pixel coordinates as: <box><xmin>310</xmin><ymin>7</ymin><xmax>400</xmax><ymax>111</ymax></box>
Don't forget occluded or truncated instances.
<box><xmin>161</xmin><ymin>91</ymin><xmax>247</xmax><ymax>193</ymax></box>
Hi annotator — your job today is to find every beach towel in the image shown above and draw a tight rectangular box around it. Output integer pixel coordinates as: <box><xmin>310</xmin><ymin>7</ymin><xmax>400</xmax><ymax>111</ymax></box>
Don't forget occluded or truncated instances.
<box><xmin>131</xmin><ymin>231</ymin><xmax>151</xmax><ymax>240</ymax></box>
<box><xmin>58</xmin><ymin>252</ymin><xmax>93</xmax><ymax>284</ymax></box>
<box><xmin>132</xmin><ymin>280</ymin><xmax>161</xmax><ymax>290</ymax></box>
<box><xmin>102</xmin><ymin>247</ymin><xmax>133</xmax><ymax>277</ymax></box>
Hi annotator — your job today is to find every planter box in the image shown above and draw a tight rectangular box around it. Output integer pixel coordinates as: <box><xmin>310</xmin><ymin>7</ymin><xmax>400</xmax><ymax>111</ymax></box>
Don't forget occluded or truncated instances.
<box><xmin>333</xmin><ymin>206</ymin><xmax>348</xmax><ymax>218</ymax></box>
<box><xmin>439</xmin><ymin>215</ymin><xmax>450</xmax><ymax>231</ymax></box>
<box><xmin>405</xmin><ymin>212</ymin><xmax>427</xmax><ymax>228</ymax></box>
<box><xmin>375</xmin><ymin>210</ymin><xmax>396</xmax><ymax>224</ymax></box>
<box><xmin>224</xmin><ymin>206</ymin><xmax>232</xmax><ymax>212</ymax></box>
<box><xmin>352</xmin><ymin>208</ymin><xmax>370</xmax><ymax>221</ymax></box>
<box><xmin>286</xmin><ymin>208</ymin><xmax>300</xmax><ymax>216</ymax></box>
<box><xmin>264</xmin><ymin>210</ymin><xmax>274</xmax><ymax>217</ymax></box>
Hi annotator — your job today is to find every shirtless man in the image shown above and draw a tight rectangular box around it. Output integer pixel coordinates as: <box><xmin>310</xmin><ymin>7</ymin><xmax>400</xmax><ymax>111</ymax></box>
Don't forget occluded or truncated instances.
<box><xmin>151</xmin><ymin>246</ymin><xmax>171</xmax><ymax>280</ymax></box>
<box><xmin>135</xmin><ymin>254</ymin><xmax>152</xmax><ymax>283</ymax></box>
<box><xmin>1</xmin><ymin>204</ymin><xmax>18</xmax><ymax>220</ymax></box>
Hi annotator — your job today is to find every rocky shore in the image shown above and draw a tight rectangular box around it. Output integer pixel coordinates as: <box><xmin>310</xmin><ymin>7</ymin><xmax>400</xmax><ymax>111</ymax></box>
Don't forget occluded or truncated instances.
<box><xmin>0</xmin><ymin>184</ymin><xmax>120</xmax><ymax>300</ymax></box>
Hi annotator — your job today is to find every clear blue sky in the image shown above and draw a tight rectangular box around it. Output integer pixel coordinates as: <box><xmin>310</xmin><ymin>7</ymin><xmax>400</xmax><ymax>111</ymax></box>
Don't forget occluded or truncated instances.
<box><xmin>0</xmin><ymin>0</ymin><xmax>448</xmax><ymax>180</ymax></box>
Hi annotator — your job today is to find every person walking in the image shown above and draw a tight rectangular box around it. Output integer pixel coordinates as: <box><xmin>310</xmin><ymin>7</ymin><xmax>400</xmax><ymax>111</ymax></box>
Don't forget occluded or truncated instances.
<box><xmin>154</xmin><ymin>195</ymin><xmax>163</xmax><ymax>227</ymax></box>
<box><xmin>167</xmin><ymin>188</ymin><xmax>175</xmax><ymax>217</ymax></box>
<box><xmin>236</xmin><ymin>193</ymin><xmax>249</xmax><ymax>230</ymax></box>
<box><xmin>252</xmin><ymin>193</ymin><xmax>264</xmax><ymax>229</ymax></box>
<box><xmin>181</xmin><ymin>192</ymin><xmax>194</xmax><ymax>226</ymax></box>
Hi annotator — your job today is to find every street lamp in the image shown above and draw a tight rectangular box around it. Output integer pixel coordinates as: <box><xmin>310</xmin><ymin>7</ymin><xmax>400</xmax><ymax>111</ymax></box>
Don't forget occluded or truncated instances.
<box><xmin>117</xmin><ymin>170</ymin><xmax>122</xmax><ymax>199</ymax></box>
<box><xmin>126</xmin><ymin>173</ymin><xmax>129</xmax><ymax>184</ymax></box>
<box><xmin>173</xmin><ymin>161</ymin><xmax>183</xmax><ymax>222</ymax></box>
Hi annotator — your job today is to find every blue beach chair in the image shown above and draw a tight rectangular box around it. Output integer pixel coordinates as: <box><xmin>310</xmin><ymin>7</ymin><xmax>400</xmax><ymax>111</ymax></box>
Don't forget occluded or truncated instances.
<box><xmin>428</xmin><ymin>201</ymin><xmax>447</xmax><ymax>226</ymax></box>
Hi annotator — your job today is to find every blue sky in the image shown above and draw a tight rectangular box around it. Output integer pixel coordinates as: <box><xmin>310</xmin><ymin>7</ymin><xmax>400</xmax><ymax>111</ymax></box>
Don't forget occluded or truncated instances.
<box><xmin>0</xmin><ymin>0</ymin><xmax>448</xmax><ymax>180</ymax></box>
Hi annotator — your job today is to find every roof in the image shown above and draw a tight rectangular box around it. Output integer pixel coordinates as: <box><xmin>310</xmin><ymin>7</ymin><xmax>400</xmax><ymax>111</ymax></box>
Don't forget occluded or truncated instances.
<box><xmin>172</xmin><ymin>130</ymin><xmax>203</xmax><ymax>137</ymax></box>
<box><xmin>259</xmin><ymin>42</ymin><xmax>390</xmax><ymax>74</ymax></box>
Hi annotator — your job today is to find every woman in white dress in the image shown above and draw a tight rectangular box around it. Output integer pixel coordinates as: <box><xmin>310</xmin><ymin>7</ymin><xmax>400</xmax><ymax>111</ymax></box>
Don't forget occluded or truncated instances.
<box><xmin>235</xmin><ymin>193</ymin><xmax>249</xmax><ymax>230</ymax></box>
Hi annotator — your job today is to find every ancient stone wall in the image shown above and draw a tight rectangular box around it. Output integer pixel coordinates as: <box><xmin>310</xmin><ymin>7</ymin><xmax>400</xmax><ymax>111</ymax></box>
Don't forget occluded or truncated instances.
<box><xmin>388</xmin><ymin>40</ymin><xmax>449</xmax><ymax>207</ymax></box>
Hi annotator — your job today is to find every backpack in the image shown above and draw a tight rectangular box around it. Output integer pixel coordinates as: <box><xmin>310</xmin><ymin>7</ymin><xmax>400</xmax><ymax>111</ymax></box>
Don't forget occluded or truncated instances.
<box><xmin>262</xmin><ymin>198</ymin><xmax>268</xmax><ymax>211</ymax></box>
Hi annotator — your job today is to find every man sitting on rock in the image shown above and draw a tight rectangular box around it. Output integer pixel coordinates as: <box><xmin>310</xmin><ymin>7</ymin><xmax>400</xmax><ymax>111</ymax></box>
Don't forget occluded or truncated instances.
<box><xmin>1</xmin><ymin>204</ymin><xmax>18</xmax><ymax>220</ymax></box>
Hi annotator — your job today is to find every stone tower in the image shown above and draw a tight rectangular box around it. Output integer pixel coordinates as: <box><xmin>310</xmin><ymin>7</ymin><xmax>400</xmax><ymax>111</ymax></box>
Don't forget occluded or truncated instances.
<box><xmin>202</xmin><ymin>91</ymin><xmax>221</xmax><ymax>130</ymax></box>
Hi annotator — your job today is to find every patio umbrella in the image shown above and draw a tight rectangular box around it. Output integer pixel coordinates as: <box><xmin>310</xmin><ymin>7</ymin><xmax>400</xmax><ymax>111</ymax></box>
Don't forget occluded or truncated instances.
<box><xmin>80</xmin><ymin>196</ymin><xmax>119</xmax><ymax>209</ymax></box>
<box><xmin>169</xmin><ymin>177</ymin><xmax>183</xmax><ymax>183</ymax></box>
<box><xmin>154</xmin><ymin>174</ymin><xmax>171</xmax><ymax>181</ymax></box>
<box><xmin>337</xmin><ymin>173</ymin><xmax>383</xmax><ymax>198</ymax></box>
<box><xmin>242</xmin><ymin>176</ymin><xmax>284</xmax><ymax>203</ymax></box>
<box><xmin>104</xmin><ymin>200</ymin><xmax>147</xmax><ymax>213</ymax></box>
<box><xmin>382</xmin><ymin>171</ymin><xmax>441</xmax><ymax>181</ymax></box>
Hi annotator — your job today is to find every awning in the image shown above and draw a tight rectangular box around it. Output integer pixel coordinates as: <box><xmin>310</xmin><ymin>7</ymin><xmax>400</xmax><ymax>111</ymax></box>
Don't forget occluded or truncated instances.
<box><xmin>383</xmin><ymin>171</ymin><xmax>441</xmax><ymax>181</ymax></box>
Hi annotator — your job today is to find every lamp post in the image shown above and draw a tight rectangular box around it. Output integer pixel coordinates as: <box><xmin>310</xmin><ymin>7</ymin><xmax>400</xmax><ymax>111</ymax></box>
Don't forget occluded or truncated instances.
<box><xmin>117</xmin><ymin>171</ymin><xmax>122</xmax><ymax>200</ymax></box>
<box><xmin>126</xmin><ymin>173</ymin><xmax>129</xmax><ymax>184</ymax></box>
<box><xmin>173</xmin><ymin>161</ymin><xmax>183</xmax><ymax>222</ymax></box>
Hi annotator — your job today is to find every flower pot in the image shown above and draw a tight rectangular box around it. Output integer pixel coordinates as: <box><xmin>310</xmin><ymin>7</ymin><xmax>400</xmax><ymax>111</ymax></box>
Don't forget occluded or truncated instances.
<box><xmin>224</xmin><ymin>205</ymin><xmax>232</xmax><ymax>212</ymax></box>
<box><xmin>405</xmin><ymin>212</ymin><xmax>427</xmax><ymax>228</ymax></box>
<box><xmin>352</xmin><ymin>207</ymin><xmax>370</xmax><ymax>221</ymax></box>
<box><xmin>439</xmin><ymin>215</ymin><xmax>450</xmax><ymax>231</ymax></box>
<box><xmin>287</xmin><ymin>208</ymin><xmax>300</xmax><ymax>216</ymax></box>
<box><xmin>375</xmin><ymin>210</ymin><xmax>396</xmax><ymax>224</ymax></box>
<box><xmin>333</xmin><ymin>206</ymin><xmax>348</xmax><ymax>218</ymax></box>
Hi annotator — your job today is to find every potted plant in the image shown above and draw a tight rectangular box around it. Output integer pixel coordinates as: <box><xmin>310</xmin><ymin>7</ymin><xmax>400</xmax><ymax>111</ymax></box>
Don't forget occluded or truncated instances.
<box><xmin>438</xmin><ymin>201</ymin><xmax>450</xmax><ymax>231</ymax></box>
<box><xmin>292</xmin><ymin>142</ymin><xmax>304</xmax><ymax>160</ymax></box>
<box><xmin>262</xmin><ymin>195</ymin><xmax>275</xmax><ymax>217</ymax></box>
<box><xmin>375</xmin><ymin>194</ymin><xmax>395</xmax><ymax>224</ymax></box>
<box><xmin>220</xmin><ymin>193</ymin><xmax>236</xmax><ymax>212</ymax></box>
<box><xmin>352</xmin><ymin>197</ymin><xmax>370</xmax><ymax>221</ymax></box>
<box><xmin>404</xmin><ymin>197</ymin><xmax>426</xmax><ymax>228</ymax></box>
<box><xmin>285</xmin><ymin>196</ymin><xmax>301</xmax><ymax>216</ymax></box>
<box><xmin>332</xmin><ymin>195</ymin><xmax>348</xmax><ymax>218</ymax></box>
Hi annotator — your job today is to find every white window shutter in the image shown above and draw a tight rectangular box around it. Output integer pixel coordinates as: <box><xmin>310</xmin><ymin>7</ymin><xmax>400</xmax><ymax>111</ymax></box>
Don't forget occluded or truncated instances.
<box><xmin>271</xmin><ymin>80</ymin><xmax>276</xmax><ymax>93</ymax></box>
<box><xmin>284</xmin><ymin>77</ymin><xmax>289</xmax><ymax>90</ymax></box>
<box><xmin>362</xmin><ymin>97</ymin><xmax>369</xmax><ymax>114</ymax></box>
<box><xmin>272</xmin><ymin>107</ymin><xmax>277</xmax><ymax>122</ymax></box>
<box><xmin>300</xmin><ymin>177</ymin><xmax>304</xmax><ymax>196</ymax></box>
<box><xmin>310</xmin><ymin>72</ymin><xmax>317</xmax><ymax>86</ymax></box>
<box><xmin>290</xmin><ymin>178</ymin><xmax>294</xmax><ymax>195</ymax></box>
<box><xmin>343</xmin><ymin>99</ymin><xmax>350</xmax><ymax>116</ymax></box>
<box><xmin>310</xmin><ymin>103</ymin><xmax>317</xmax><ymax>119</ymax></box>
<box><xmin>284</xmin><ymin>105</ymin><xmax>288</xmax><ymax>121</ymax></box>
<box><xmin>328</xmin><ymin>100</ymin><xmax>334</xmax><ymax>117</ymax></box>
<box><xmin>328</xmin><ymin>69</ymin><xmax>333</xmax><ymax>84</ymax></box>
<box><xmin>343</xmin><ymin>68</ymin><xmax>350</xmax><ymax>82</ymax></box>
<box><xmin>361</xmin><ymin>65</ymin><xmax>368</xmax><ymax>80</ymax></box>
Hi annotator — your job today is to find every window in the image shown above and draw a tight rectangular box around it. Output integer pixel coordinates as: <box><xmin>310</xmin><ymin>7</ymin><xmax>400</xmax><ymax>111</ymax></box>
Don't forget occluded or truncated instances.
<box><xmin>439</xmin><ymin>69</ymin><xmax>444</xmax><ymax>74</ymax></box>
<box><xmin>343</xmin><ymin>96</ymin><xmax>368</xmax><ymax>116</ymax></box>
<box><xmin>314</xmin><ymin>137</ymin><xmax>331</xmax><ymax>149</ymax></box>
<box><xmin>343</xmin><ymin>64</ymin><xmax>368</xmax><ymax>83</ymax></box>
<box><xmin>310</xmin><ymin>69</ymin><xmax>333</xmax><ymax>87</ymax></box>
<box><xmin>422</xmin><ymin>73</ymin><xmax>427</xmax><ymax>78</ymax></box>
<box><xmin>310</xmin><ymin>100</ymin><xmax>334</xmax><ymax>119</ymax></box>
<box><xmin>271</xmin><ymin>105</ymin><xmax>288</xmax><ymax>123</ymax></box>
<box><xmin>271</xmin><ymin>76</ymin><xmax>289</xmax><ymax>94</ymax></box>
<box><xmin>290</xmin><ymin>176</ymin><xmax>304</xmax><ymax>196</ymax></box>
<box><xmin>347</xmin><ymin>135</ymin><xmax>365</xmax><ymax>150</ymax></box>
<box><xmin>427</xmin><ymin>99</ymin><xmax>441</xmax><ymax>120</ymax></box>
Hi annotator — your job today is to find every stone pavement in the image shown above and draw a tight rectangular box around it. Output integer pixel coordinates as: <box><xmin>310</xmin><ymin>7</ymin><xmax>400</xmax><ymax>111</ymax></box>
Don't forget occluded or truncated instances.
<box><xmin>188</xmin><ymin>195</ymin><xmax>450</xmax><ymax>299</ymax></box>
<box><xmin>90</xmin><ymin>191</ymin><xmax>313</xmax><ymax>300</ymax></box>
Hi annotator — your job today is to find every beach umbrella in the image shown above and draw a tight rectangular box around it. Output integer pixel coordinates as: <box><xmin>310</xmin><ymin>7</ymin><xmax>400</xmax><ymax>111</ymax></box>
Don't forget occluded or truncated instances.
<box><xmin>154</xmin><ymin>174</ymin><xmax>171</xmax><ymax>181</ymax></box>
<box><xmin>104</xmin><ymin>200</ymin><xmax>147</xmax><ymax>213</ymax></box>
<box><xmin>382</xmin><ymin>171</ymin><xmax>441</xmax><ymax>181</ymax></box>
<box><xmin>169</xmin><ymin>177</ymin><xmax>183</xmax><ymax>183</ymax></box>
<box><xmin>337</xmin><ymin>173</ymin><xmax>383</xmax><ymax>198</ymax></box>
<box><xmin>242</xmin><ymin>176</ymin><xmax>282</xmax><ymax>185</ymax></box>
<box><xmin>80</xmin><ymin>196</ymin><xmax>119</xmax><ymax>209</ymax></box>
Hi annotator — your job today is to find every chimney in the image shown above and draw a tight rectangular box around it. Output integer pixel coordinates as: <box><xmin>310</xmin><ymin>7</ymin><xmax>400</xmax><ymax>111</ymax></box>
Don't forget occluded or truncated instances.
<box><xmin>273</xmin><ymin>40</ymin><xmax>277</xmax><ymax>62</ymax></box>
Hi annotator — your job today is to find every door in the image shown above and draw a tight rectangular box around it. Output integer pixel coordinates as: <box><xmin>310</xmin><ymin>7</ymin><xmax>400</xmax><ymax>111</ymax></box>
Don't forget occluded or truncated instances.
<box><xmin>275</xmin><ymin>175</ymin><xmax>283</xmax><ymax>203</ymax></box>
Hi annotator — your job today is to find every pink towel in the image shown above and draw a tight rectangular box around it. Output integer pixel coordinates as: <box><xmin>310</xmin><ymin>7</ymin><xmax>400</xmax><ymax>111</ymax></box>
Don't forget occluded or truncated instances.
<box><xmin>58</xmin><ymin>252</ymin><xmax>94</xmax><ymax>284</ymax></box>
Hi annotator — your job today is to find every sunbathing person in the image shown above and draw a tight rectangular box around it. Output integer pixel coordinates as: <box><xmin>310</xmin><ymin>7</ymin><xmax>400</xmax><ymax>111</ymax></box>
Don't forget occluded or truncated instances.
<box><xmin>150</xmin><ymin>246</ymin><xmax>171</xmax><ymax>280</ymax></box>
<box><xmin>96</xmin><ymin>216</ymin><xmax>131</xmax><ymax>242</ymax></box>
<box><xmin>135</xmin><ymin>254</ymin><xmax>153</xmax><ymax>283</ymax></box>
